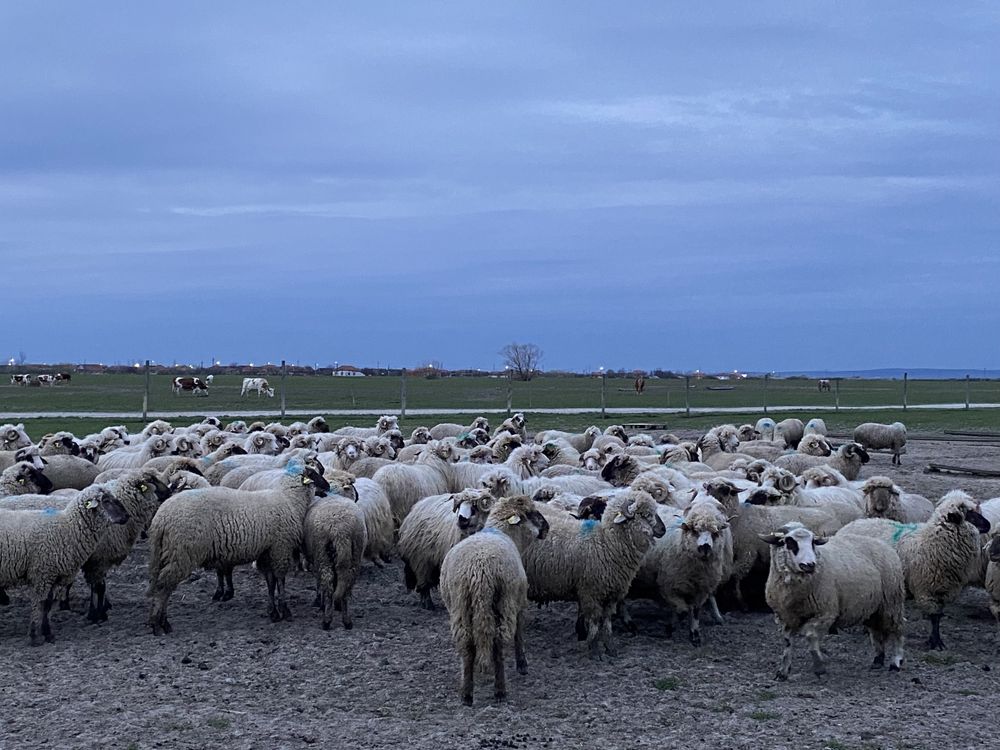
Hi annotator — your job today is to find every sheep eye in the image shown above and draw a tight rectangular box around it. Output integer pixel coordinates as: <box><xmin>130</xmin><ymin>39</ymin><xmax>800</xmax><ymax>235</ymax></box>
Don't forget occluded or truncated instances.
<box><xmin>784</xmin><ymin>538</ymin><xmax>799</xmax><ymax>554</ymax></box>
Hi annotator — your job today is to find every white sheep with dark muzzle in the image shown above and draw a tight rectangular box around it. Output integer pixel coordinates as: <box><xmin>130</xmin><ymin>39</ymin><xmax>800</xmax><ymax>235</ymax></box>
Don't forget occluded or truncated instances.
<box><xmin>853</xmin><ymin>422</ymin><xmax>907</xmax><ymax>466</ymax></box>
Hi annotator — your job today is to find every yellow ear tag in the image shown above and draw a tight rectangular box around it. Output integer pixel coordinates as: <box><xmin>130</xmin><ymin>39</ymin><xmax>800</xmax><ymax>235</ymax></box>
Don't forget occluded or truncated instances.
<box><xmin>507</xmin><ymin>515</ymin><xmax>521</xmax><ymax>525</ymax></box>
<box><xmin>85</xmin><ymin>498</ymin><xmax>99</xmax><ymax>509</ymax></box>
<box><xmin>613</xmin><ymin>512</ymin><xmax>626</xmax><ymax>524</ymax></box>
<box><xmin>18</xmin><ymin>478</ymin><xmax>25</xmax><ymax>485</ymax></box>
<box><xmin>140</xmin><ymin>484</ymin><xmax>148</xmax><ymax>492</ymax></box>
<box><xmin>303</xmin><ymin>476</ymin><xmax>313</xmax><ymax>484</ymax></box>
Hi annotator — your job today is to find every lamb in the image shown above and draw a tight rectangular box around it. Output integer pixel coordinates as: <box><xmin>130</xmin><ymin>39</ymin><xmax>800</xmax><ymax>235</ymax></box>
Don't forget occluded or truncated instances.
<box><xmin>303</xmin><ymin>491</ymin><xmax>366</xmax><ymax>629</ymax></box>
<box><xmin>837</xmin><ymin>490</ymin><xmax>991</xmax><ymax>649</ymax></box>
<box><xmin>521</xmin><ymin>490</ymin><xmax>667</xmax><ymax>658</ymax></box>
<box><xmin>398</xmin><ymin>488</ymin><xmax>496</xmax><ymax>609</ymax></box>
<box><xmin>775</xmin><ymin>418</ymin><xmax>804</xmax><ymax>449</ymax></box>
<box><xmin>773</xmin><ymin>442</ymin><xmax>870</xmax><ymax>481</ymax></box>
<box><xmin>307</xmin><ymin>416</ymin><xmax>331</xmax><ymax>433</ymax></box>
<box><xmin>97</xmin><ymin>436</ymin><xmax>171</xmax><ymax>472</ymax></box>
<box><xmin>626</xmin><ymin>497</ymin><xmax>733</xmax><ymax>646</ymax></box>
<box><xmin>0</xmin><ymin>485</ymin><xmax>128</xmax><ymax>644</ymax></box>
<box><xmin>429</xmin><ymin>417</ymin><xmax>491</xmax><ymax>441</ymax></box>
<box><xmin>333</xmin><ymin>415</ymin><xmax>399</xmax><ymax>439</ymax></box>
<box><xmin>861</xmin><ymin>476</ymin><xmax>933</xmax><ymax>523</ymax></box>
<box><xmin>0</xmin><ymin>423</ymin><xmax>32</xmax><ymax>451</ymax></box>
<box><xmin>439</xmin><ymin>493</ymin><xmax>549</xmax><ymax>705</ymax></box>
<box><xmin>324</xmin><ymin>471</ymin><xmax>396</xmax><ymax>565</ymax></box>
<box><xmin>853</xmin><ymin>422</ymin><xmax>907</xmax><ymax>465</ymax></box>
<box><xmin>372</xmin><ymin>441</ymin><xmax>455</xmax><ymax>524</ymax></box>
<box><xmin>534</xmin><ymin>426</ymin><xmax>601</xmax><ymax>453</ymax></box>
<box><xmin>146</xmin><ymin>460</ymin><xmax>330</xmax><ymax>632</ymax></box>
<box><xmin>803</xmin><ymin>418</ymin><xmax>828</xmax><ymax>436</ymax></box>
<box><xmin>0</xmin><ymin>462</ymin><xmax>54</xmax><ymax>497</ymax></box>
<box><xmin>762</xmin><ymin>522</ymin><xmax>905</xmax><ymax>679</ymax></box>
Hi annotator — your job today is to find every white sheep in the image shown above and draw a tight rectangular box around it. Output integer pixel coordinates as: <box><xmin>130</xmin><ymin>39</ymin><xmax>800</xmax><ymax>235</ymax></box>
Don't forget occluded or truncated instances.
<box><xmin>773</xmin><ymin>442</ymin><xmax>871</xmax><ymax>480</ymax></box>
<box><xmin>0</xmin><ymin>423</ymin><xmax>32</xmax><ymax>451</ymax></box>
<box><xmin>853</xmin><ymin>422</ymin><xmax>907</xmax><ymax>465</ymax></box>
<box><xmin>803</xmin><ymin>418</ymin><xmax>828</xmax><ymax>436</ymax></box>
<box><xmin>333</xmin><ymin>415</ymin><xmax>399</xmax><ymax>439</ymax></box>
<box><xmin>429</xmin><ymin>417</ymin><xmax>491</xmax><ymax>441</ymax></box>
<box><xmin>439</xmin><ymin>493</ymin><xmax>549</xmax><ymax>705</ymax></box>
<box><xmin>398</xmin><ymin>489</ymin><xmax>496</xmax><ymax>609</ymax></box>
<box><xmin>861</xmin><ymin>476</ymin><xmax>933</xmax><ymax>523</ymax></box>
<box><xmin>146</xmin><ymin>460</ymin><xmax>330</xmax><ymax>632</ymax></box>
<box><xmin>97</xmin><ymin>436</ymin><xmax>171</xmax><ymax>472</ymax></box>
<box><xmin>774</xmin><ymin>418</ymin><xmax>804</xmax><ymax>449</ymax></box>
<box><xmin>838</xmin><ymin>490</ymin><xmax>991</xmax><ymax>649</ymax></box>
<box><xmin>534</xmin><ymin>426</ymin><xmax>602</xmax><ymax>453</ymax></box>
<box><xmin>0</xmin><ymin>461</ymin><xmax>54</xmax><ymax>496</ymax></box>
<box><xmin>762</xmin><ymin>522</ymin><xmax>905</xmax><ymax>679</ymax></box>
<box><xmin>324</xmin><ymin>471</ymin><xmax>395</xmax><ymax>566</ymax></box>
<box><xmin>0</xmin><ymin>485</ymin><xmax>128</xmax><ymax>644</ymax></box>
<box><xmin>755</xmin><ymin>418</ymin><xmax>776</xmax><ymax>441</ymax></box>
<box><xmin>303</xmin><ymin>492</ymin><xmax>366</xmax><ymax>629</ymax></box>
<box><xmin>372</xmin><ymin>441</ymin><xmax>455</xmax><ymax>524</ymax></box>
<box><xmin>522</xmin><ymin>490</ymin><xmax>667</xmax><ymax>658</ymax></box>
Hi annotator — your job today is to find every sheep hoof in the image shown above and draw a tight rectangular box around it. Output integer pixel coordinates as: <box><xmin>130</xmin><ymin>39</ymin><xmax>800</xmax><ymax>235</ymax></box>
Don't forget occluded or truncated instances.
<box><xmin>494</xmin><ymin>690</ymin><xmax>507</xmax><ymax>702</ymax></box>
<box><xmin>161</xmin><ymin>619</ymin><xmax>172</xmax><ymax>634</ymax></box>
<box><xmin>690</xmin><ymin>631</ymin><xmax>702</xmax><ymax>648</ymax></box>
<box><xmin>212</xmin><ymin>591</ymin><xmax>224</xmax><ymax>602</ymax></box>
<box><xmin>774</xmin><ymin>671</ymin><xmax>788</xmax><ymax>682</ymax></box>
<box><xmin>343</xmin><ymin>620</ymin><xmax>353</xmax><ymax>630</ymax></box>
<box><xmin>44</xmin><ymin>633</ymin><xmax>55</xmax><ymax>644</ymax></box>
<box><xmin>516</xmin><ymin>661</ymin><xmax>528</xmax><ymax>675</ymax></box>
<box><xmin>870</xmin><ymin>654</ymin><xmax>885</xmax><ymax>670</ymax></box>
<box><xmin>321</xmin><ymin>620</ymin><xmax>331</xmax><ymax>631</ymax></box>
<box><xmin>461</xmin><ymin>695</ymin><xmax>473</xmax><ymax>707</ymax></box>
<box><xmin>0</xmin><ymin>592</ymin><xmax>8</xmax><ymax>606</ymax></box>
<box><xmin>926</xmin><ymin>637</ymin><xmax>945</xmax><ymax>651</ymax></box>
<box><xmin>269</xmin><ymin>609</ymin><xmax>282</xmax><ymax>623</ymax></box>
<box><xmin>888</xmin><ymin>663</ymin><xmax>901</xmax><ymax>672</ymax></box>
<box><xmin>221</xmin><ymin>591</ymin><xmax>234</xmax><ymax>602</ymax></box>
<box><xmin>280</xmin><ymin>604</ymin><xmax>293</xmax><ymax>620</ymax></box>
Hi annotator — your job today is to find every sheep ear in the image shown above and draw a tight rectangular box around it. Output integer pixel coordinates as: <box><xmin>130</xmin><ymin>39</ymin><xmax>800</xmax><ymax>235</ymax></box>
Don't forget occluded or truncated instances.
<box><xmin>759</xmin><ymin>532</ymin><xmax>784</xmax><ymax>545</ymax></box>
<box><xmin>727</xmin><ymin>513</ymin><xmax>740</xmax><ymax>522</ymax></box>
<box><xmin>507</xmin><ymin>514</ymin><xmax>521</xmax><ymax>525</ymax></box>
<box><xmin>813</xmin><ymin>536</ymin><xmax>828</xmax><ymax>545</ymax></box>
<box><xmin>613</xmin><ymin>512</ymin><xmax>627</xmax><ymax>524</ymax></box>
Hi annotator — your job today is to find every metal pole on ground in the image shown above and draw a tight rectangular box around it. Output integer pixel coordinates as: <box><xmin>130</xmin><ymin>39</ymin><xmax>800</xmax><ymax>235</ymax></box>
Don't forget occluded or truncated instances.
<box><xmin>903</xmin><ymin>372</ymin><xmax>908</xmax><ymax>411</ymax></box>
<box><xmin>966</xmin><ymin>374</ymin><xmax>970</xmax><ymax>410</ymax></box>
<box><xmin>763</xmin><ymin>373</ymin><xmax>769</xmax><ymax>415</ymax></box>
<box><xmin>835</xmin><ymin>378</ymin><xmax>840</xmax><ymax>412</ymax></box>
<box><xmin>685</xmin><ymin>375</ymin><xmax>690</xmax><ymax>417</ymax></box>
<box><xmin>142</xmin><ymin>360</ymin><xmax>150</xmax><ymax>420</ymax></box>
<box><xmin>280</xmin><ymin>360</ymin><xmax>287</xmax><ymax>418</ymax></box>
<box><xmin>400</xmin><ymin>368</ymin><xmax>407</xmax><ymax>418</ymax></box>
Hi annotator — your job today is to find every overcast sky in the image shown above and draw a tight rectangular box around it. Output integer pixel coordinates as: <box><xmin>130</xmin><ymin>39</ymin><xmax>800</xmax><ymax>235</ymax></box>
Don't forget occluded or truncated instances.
<box><xmin>3</xmin><ymin>3</ymin><xmax>998</xmax><ymax>372</ymax></box>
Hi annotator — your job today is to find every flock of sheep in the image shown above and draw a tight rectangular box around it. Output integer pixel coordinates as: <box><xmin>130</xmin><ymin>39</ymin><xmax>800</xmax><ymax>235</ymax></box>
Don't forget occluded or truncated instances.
<box><xmin>0</xmin><ymin>413</ymin><xmax>995</xmax><ymax>705</ymax></box>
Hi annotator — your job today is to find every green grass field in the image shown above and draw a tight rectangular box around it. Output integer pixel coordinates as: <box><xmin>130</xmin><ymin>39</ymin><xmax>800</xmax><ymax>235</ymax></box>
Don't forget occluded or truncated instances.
<box><xmin>3</xmin><ymin>373</ymin><xmax>999</xmax><ymax>415</ymax></box>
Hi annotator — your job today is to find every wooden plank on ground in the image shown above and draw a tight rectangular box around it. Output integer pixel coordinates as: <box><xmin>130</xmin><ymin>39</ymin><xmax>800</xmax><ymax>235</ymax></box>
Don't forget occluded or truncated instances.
<box><xmin>924</xmin><ymin>462</ymin><xmax>1000</xmax><ymax>478</ymax></box>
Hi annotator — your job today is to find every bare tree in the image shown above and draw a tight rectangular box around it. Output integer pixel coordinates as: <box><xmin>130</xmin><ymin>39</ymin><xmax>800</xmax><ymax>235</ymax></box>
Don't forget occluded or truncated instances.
<box><xmin>499</xmin><ymin>343</ymin><xmax>542</xmax><ymax>381</ymax></box>
<box><xmin>16</xmin><ymin>351</ymin><xmax>26</xmax><ymax>366</ymax></box>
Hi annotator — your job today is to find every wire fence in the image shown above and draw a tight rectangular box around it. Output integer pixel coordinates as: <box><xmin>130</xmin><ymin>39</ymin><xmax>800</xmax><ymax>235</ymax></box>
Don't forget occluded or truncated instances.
<box><xmin>3</xmin><ymin>365</ymin><xmax>1000</xmax><ymax>418</ymax></box>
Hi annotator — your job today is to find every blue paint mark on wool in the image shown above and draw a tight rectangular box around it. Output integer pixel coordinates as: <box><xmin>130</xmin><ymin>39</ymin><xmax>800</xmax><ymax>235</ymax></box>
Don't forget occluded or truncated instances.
<box><xmin>670</xmin><ymin>516</ymin><xmax>684</xmax><ymax>529</ymax></box>
<box><xmin>579</xmin><ymin>519</ymin><xmax>598</xmax><ymax>537</ymax></box>
<box><xmin>481</xmin><ymin>527</ymin><xmax>502</xmax><ymax>535</ymax></box>
<box><xmin>284</xmin><ymin>459</ymin><xmax>304</xmax><ymax>476</ymax></box>
<box><xmin>42</xmin><ymin>507</ymin><xmax>58</xmax><ymax>515</ymax></box>
<box><xmin>890</xmin><ymin>522</ymin><xmax>919</xmax><ymax>544</ymax></box>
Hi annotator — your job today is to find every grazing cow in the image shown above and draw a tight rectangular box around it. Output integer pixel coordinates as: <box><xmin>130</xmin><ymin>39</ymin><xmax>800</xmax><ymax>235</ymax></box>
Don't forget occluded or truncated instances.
<box><xmin>36</xmin><ymin>374</ymin><xmax>56</xmax><ymax>386</ymax></box>
<box><xmin>10</xmin><ymin>374</ymin><xmax>32</xmax><ymax>386</ymax></box>
<box><xmin>173</xmin><ymin>376</ymin><xmax>209</xmax><ymax>396</ymax></box>
<box><xmin>54</xmin><ymin>372</ymin><xmax>72</xmax><ymax>383</ymax></box>
<box><xmin>241</xmin><ymin>377</ymin><xmax>275</xmax><ymax>398</ymax></box>
<box><xmin>818</xmin><ymin>379</ymin><xmax>832</xmax><ymax>392</ymax></box>
<box><xmin>634</xmin><ymin>375</ymin><xmax>646</xmax><ymax>395</ymax></box>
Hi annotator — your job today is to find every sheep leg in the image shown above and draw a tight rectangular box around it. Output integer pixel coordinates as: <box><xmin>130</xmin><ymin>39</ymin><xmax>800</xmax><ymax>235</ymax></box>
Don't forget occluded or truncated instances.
<box><xmin>29</xmin><ymin>588</ymin><xmax>52</xmax><ymax>646</ymax></box>
<box><xmin>586</xmin><ymin>620</ymin><xmax>603</xmax><ymax>660</ymax></box>
<box><xmin>869</xmin><ymin>627</ymin><xmax>886</xmax><ymax>670</ymax></box>
<box><xmin>148</xmin><ymin>589</ymin><xmax>173</xmax><ymax>635</ymax></box>
<box><xmin>461</xmin><ymin>642</ymin><xmax>475</xmax><ymax>706</ymax></box>
<box><xmin>601</xmin><ymin>613</ymin><xmax>617</xmax><ymax>658</ymax></box>
<box><xmin>333</xmin><ymin>566</ymin><xmax>352</xmax><ymax>629</ymax></box>
<box><xmin>514</xmin><ymin>609</ymin><xmax>528</xmax><ymax>675</ymax></box>
<box><xmin>212</xmin><ymin>570</ymin><xmax>227</xmax><ymax>601</ymax></box>
<box><xmin>276</xmin><ymin>576</ymin><xmax>293</xmax><ymax>621</ymax></box>
<box><xmin>417</xmin><ymin>584</ymin><xmax>436</xmax><ymax>611</ymax></box>
<box><xmin>265</xmin><ymin>572</ymin><xmax>281</xmax><ymax>623</ymax></box>
<box><xmin>776</xmin><ymin>628</ymin><xmax>794</xmax><ymax>681</ymax></box>
<box><xmin>87</xmin><ymin>579</ymin><xmax>108</xmax><ymax>623</ymax></box>
<box><xmin>689</xmin><ymin>605</ymin><xmax>703</xmax><ymax>647</ymax></box>
<box><xmin>927</xmin><ymin>613</ymin><xmax>945</xmax><ymax>650</ymax></box>
<box><xmin>805</xmin><ymin>625</ymin><xmax>827</xmax><ymax>678</ymax></box>
<box><xmin>58</xmin><ymin>584</ymin><xmax>72</xmax><ymax>611</ymax></box>
<box><xmin>706</xmin><ymin>595</ymin><xmax>725</xmax><ymax>626</ymax></box>
<box><xmin>321</xmin><ymin>587</ymin><xmax>335</xmax><ymax>631</ymax></box>
<box><xmin>223</xmin><ymin>569</ymin><xmax>234</xmax><ymax>601</ymax></box>
<box><xmin>492</xmin><ymin>634</ymin><xmax>507</xmax><ymax>702</ymax></box>
<box><xmin>0</xmin><ymin>587</ymin><xmax>8</xmax><ymax>606</ymax></box>
<box><xmin>617</xmin><ymin>601</ymin><xmax>637</xmax><ymax>635</ymax></box>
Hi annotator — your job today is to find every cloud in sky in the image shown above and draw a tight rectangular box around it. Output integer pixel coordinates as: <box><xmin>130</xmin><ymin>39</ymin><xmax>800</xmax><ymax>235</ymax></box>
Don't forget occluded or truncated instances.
<box><xmin>1</xmin><ymin>2</ymin><xmax>998</xmax><ymax>371</ymax></box>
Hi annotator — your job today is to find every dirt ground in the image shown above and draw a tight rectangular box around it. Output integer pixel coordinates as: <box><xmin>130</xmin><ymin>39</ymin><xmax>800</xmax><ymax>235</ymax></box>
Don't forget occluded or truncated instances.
<box><xmin>3</xmin><ymin>437</ymin><xmax>1000</xmax><ymax>750</ymax></box>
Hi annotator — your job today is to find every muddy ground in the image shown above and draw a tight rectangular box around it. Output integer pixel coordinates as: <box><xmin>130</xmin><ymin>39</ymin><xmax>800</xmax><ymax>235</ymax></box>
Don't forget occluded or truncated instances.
<box><xmin>2</xmin><ymin>437</ymin><xmax>1000</xmax><ymax>750</ymax></box>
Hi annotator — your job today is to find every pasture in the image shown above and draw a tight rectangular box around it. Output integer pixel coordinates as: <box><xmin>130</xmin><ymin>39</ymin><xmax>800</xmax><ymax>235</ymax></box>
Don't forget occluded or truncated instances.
<box><xmin>3</xmin><ymin>372</ymin><xmax>999</xmax><ymax>416</ymax></box>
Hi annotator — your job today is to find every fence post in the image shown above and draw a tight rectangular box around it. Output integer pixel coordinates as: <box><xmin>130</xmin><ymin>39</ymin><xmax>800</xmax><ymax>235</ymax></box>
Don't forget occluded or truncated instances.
<box><xmin>400</xmin><ymin>369</ymin><xmax>407</xmax><ymax>418</ymax></box>
<box><xmin>685</xmin><ymin>375</ymin><xmax>690</xmax><ymax>417</ymax></box>
<box><xmin>280</xmin><ymin>360</ymin><xmax>287</xmax><ymax>418</ymax></box>
<box><xmin>601</xmin><ymin>370</ymin><xmax>607</xmax><ymax>419</ymax></box>
<box><xmin>506</xmin><ymin>372</ymin><xmax>513</xmax><ymax>416</ymax></box>
<box><xmin>966</xmin><ymin>374</ymin><xmax>970</xmax><ymax>410</ymax></box>
<box><xmin>142</xmin><ymin>360</ymin><xmax>150</xmax><ymax>420</ymax></box>
<box><xmin>835</xmin><ymin>378</ymin><xmax>840</xmax><ymax>412</ymax></box>
<box><xmin>902</xmin><ymin>372</ymin><xmax>908</xmax><ymax>410</ymax></box>
<box><xmin>763</xmin><ymin>373</ymin><xmax>769</xmax><ymax>415</ymax></box>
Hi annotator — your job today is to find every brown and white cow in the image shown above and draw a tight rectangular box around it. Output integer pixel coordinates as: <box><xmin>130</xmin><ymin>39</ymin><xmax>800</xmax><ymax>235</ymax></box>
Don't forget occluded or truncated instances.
<box><xmin>172</xmin><ymin>376</ymin><xmax>209</xmax><ymax>396</ymax></box>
